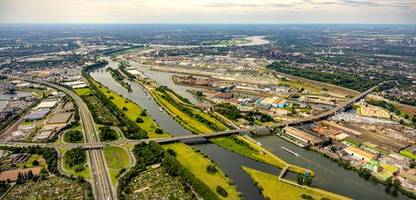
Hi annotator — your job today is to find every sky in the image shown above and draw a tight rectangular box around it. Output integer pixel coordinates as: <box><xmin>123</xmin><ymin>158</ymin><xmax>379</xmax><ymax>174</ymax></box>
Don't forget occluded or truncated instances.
<box><xmin>0</xmin><ymin>0</ymin><xmax>415</xmax><ymax>24</ymax></box>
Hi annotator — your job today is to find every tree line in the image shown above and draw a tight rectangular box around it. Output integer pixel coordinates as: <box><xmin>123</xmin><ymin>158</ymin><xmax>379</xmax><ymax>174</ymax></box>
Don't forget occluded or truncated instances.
<box><xmin>117</xmin><ymin>141</ymin><xmax>221</xmax><ymax>200</ymax></box>
<box><xmin>82</xmin><ymin>62</ymin><xmax>148</xmax><ymax>139</ymax></box>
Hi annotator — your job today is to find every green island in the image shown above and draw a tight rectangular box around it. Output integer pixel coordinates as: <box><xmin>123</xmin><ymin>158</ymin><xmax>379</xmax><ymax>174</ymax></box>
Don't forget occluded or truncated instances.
<box><xmin>243</xmin><ymin>167</ymin><xmax>350</xmax><ymax>200</ymax></box>
<box><xmin>93</xmin><ymin>81</ymin><xmax>169</xmax><ymax>138</ymax></box>
<box><xmin>74</xmin><ymin>87</ymin><xmax>120</xmax><ymax>126</ymax></box>
<box><xmin>106</xmin><ymin>67</ymin><xmax>132</xmax><ymax>92</ymax></box>
<box><xmin>62</xmin><ymin>148</ymin><xmax>90</xmax><ymax>179</ymax></box>
<box><xmin>63</xmin><ymin>129</ymin><xmax>84</xmax><ymax>143</ymax></box>
<box><xmin>103</xmin><ymin>146</ymin><xmax>131</xmax><ymax>184</ymax></box>
<box><xmin>125</xmin><ymin>166</ymin><xmax>196</xmax><ymax>199</ymax></box>
<box><xmin>118</xmin><ymin>141</ymin><xmax>240</xmax><ymax>200</ymax></box>
<box><xmin>150</xmin><ymin>84</ymin><xmax>312</xmax><ymax>175</ymax></box>
<box><xmin>163</xmin><ymin>143</ymin><xmax>241</xmax><ymax>199</ymax></box>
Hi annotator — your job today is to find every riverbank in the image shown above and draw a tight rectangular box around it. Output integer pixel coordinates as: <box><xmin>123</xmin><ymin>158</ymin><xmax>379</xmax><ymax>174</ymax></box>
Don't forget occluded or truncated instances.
<box><xmin>243</xmin><ymin>167</ymin><xmax>350</xmax><ymax>200</ymax></box>
<box><xmin>85</xmin><ymin>65</ymin><xmax>242</xmax><ymax>199</ymax></box>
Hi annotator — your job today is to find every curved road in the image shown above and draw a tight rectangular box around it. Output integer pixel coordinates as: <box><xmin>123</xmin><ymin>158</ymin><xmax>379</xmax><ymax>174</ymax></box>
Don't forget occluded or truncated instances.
<box><xmin>13</xmin><ymin>77</ymin><xmax>116</xmax><ymax>200</ymax></box>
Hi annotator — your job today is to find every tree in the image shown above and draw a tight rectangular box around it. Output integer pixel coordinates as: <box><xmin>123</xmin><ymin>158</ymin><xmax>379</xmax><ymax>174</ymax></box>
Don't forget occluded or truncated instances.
<box><xmin>135</xmin><ymin>117</ymin><xmax>144</xmax><ymax>123</ymax></box>
<box><xmin>64</xmin><ymin>130</ymin><xmax>83</xmax><ymax>143</ymax></box>
<box><xmin>32</xmin><ymin>160</ymin><xmax>39</xmax><ymax>166</ymax></box>
<box><xmin>140</xmin><ymin>110</ymin><xmax>147</xmax><ymax>117</ymax></box>
<box><xmin>99</xmin><ymin>126</ymin><xmax>118</xmax><ymax>141</ymax></box>
<box><xmin>166</xmin><ymin>149</ymin><xmax>176</xmax><ymax>156</ymax></box>
<box><xmin>206</xmin><ymin>165</ymin><xmax>218</xmax><ymax>174</ymax></box>
<box><xmin>155</xmin><ymin>128</ymin><xmax>164</xmax><ymax>134</ymax></box>
<box><xmin>216</xmin><ymin>186</ymin><xmax>228</xmax><ymax>197</ymax></box>
<box><xmin>196</xmin><ymin>91</ymin><xmax>203</xmax><ymax>97</ymax></box>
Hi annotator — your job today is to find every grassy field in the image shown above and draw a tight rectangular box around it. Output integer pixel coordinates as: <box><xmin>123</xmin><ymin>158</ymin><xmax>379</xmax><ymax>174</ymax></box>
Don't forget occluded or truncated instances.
<box><xmin>153</xmin><ymin>87</ymin><xmax>311</xmax><ymax>175</ymax></box>
<box><xmin>243</xmin><ymin>167</ymin><xmax>350</xmax><ymax>200</ymax></box>
<box><xmin>62</xmin><ymin>150</ymin><xmax>90</xmax><ymax>180</ymax></box>
<box><xmin>74</xmin><ymin>88</ymin><xmax>92</xmax><ymax>96</ymax></box>
<box><xmin>126</xmin><ymin>166</ymin><xmax>195</xmax><ymax>200</ymax></box>
<box><xmin>163</xmin><ymin>143</ymin><xmax>240</xmax><ymax>200</ymax></box>
<box><xmin>212</xmin><ymin>136</ymin><xmax>285</xmax><ymax>168</ymax></box>
<box><xmin>3</xmin><ymin>177</ymin><xmax>88</xmax><ymax>200</ymax></box>
<box><xmin>357</xmin><ymin>104</ymin><xmax>390</xmax><ymax>118</ymax></box>
<box><xmin>400</xmin><ymin>150</ymin><xmax>416</xmax><ymax>160</ymax></box>
<box><xmin>103</xmin><ymin>146</ymin><xmax>130</xmax><ymax>184</ymax></box>
<box><xmin>94</xmin><ymin>82</ymin><xmax>170</xmax><ymax>138</ymax></box>
<box><xmin>153</xmin><ymin>90</ymin><xmax>213</xmax><ymax>134</ymax></box>
<box><xmin>15</xmin><ymin>154</ymin><xmax>46</xmax><ymax>169</ymax></box>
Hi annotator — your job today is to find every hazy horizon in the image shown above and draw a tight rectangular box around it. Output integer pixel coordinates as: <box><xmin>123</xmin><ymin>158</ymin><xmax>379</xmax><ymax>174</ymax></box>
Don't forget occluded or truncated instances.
<box><xmin>1</xmin><ymin>0</ymin><xmax>415</xmax><ymax>24</ymax></box>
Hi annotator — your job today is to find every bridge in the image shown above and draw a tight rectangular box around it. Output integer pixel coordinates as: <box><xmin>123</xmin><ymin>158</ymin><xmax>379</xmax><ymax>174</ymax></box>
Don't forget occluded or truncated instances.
<box><xmin>0</xmin><ymin>81</ymin><xmax>381</xmax><ymax>150</ymax></box>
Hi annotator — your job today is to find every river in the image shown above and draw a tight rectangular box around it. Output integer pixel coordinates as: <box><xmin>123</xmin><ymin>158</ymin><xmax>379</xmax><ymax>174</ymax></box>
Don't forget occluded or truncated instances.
<box><xmin>90</xmin><ymin>60</ymin><xmax>410</xmax><ymax>200</ymax></box>
<box><xmin>90</xmin><ymin>62</ymin><xmax>278</xmax><ymax>200</ymax></box>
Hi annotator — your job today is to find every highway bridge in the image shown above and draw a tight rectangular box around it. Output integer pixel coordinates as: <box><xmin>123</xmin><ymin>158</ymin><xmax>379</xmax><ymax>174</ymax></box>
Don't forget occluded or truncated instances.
<box><xmin>8</xmin><ymin>76</ymin><xmax>116</xmax><ymax>200</ymax></box>
<box><xmin>1</xmin><ymin>75</ymin><xmax>380</xmax><ymax>200</ymax></box>
<box><xmin>0</xmin><ymin>81</ymin><xmax>380</xmax><ymax>151</ymax></box>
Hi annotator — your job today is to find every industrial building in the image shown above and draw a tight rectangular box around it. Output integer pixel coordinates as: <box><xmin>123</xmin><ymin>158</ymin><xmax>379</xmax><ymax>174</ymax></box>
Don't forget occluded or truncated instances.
<box><xmin>343</xmin><ymin>146</ymin><xmax>376</xmax><ymax>162</ymax></box>
<box><xmin>282</xmin><ymin>127</ymin><xmax>321</xmax><ymax>147</ymax></box>
<box><xmin>24</xmin><ymin>108</ymin><xmax>50</xmax><ymax>121</ymax></box>
<box><xmin>257</xmin><ymin>97</ymin><xmax>287</xmax><ymax>110</ymax></box>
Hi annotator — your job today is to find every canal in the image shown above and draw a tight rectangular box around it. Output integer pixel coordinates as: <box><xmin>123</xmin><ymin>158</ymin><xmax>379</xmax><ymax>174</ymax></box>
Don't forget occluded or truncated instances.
<box><xmin>90</xmin><ymin>61</ymin><xmax>278</xmax><ymax>200</ymax></box>
<box><xmin>91</xmin><ymin>59</ymin><xmax>410</xmax><ymax>200</ymax></box>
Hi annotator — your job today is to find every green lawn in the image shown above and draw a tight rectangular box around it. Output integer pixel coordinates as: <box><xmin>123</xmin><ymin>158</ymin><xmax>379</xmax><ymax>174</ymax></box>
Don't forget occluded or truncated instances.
<box><xmin>243</xmin><ymin>167</ymin><xmax>350</xmax><ymax>200</ymax></box>
<box><xmin>400</xmin><ymin>150</ymin><xmax>416</xmax><ymax>160</ymax></box>
<box><xmin>154</xmin><ymin>90</ymin><xmax>211</xmax><ymax>133</ymax></box>
<box><xmin>95</xmin><ymin>82</ymin><xmax>170</xmax><ymax>138</ymax></box>
<box><xmin>163</xmin><ymin>143</ymin><xmax>240</xmax><ymax>200</ymax></box>
<box><xmin>153</xmin><ymin>89</ymin><xmax>227</xmax><ymax>134</ymax></box>
<box><xmin>103</xmin><ymin>146</ymin><xmax>130</xmax><ymax>184</ymax></box>
<box><xmin>74</xmin><ymin>88</ymin><xmax>92</xmax><ymax>96</ymax></box>
<box><xmin>15</xmin><ymin>154</ymin><xmax>46</xmax><ymax>169</ymax></box>
<box><xmin>62</xmin><ymin>150</ymin><xmax>90</xmax><ymax>180</ymax></box>
<box><xmin>153</xmin><ymin>87</ymin><xmax>311</xmax><ymax>175</ymax></box>
<box><xmin>211</xmin><ymin>136</ymin><xmax>289</xmax><ymax>169</ymax></box>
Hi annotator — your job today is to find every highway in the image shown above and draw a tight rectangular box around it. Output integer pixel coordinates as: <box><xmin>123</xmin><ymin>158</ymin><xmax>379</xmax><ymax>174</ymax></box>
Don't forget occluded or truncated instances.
<box><xmin>1</xmin><ymin>76</ymin><xmax>380</xmax><ymax>200</ymax></box>
<box><xmin>14</xmin><ymin>78</ymin><xmax>116</xmax><ymax>200</ymax></box>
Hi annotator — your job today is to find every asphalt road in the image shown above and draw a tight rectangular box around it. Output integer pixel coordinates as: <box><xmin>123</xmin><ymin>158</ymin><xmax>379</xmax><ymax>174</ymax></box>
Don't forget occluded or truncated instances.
<box><xmin>2</xmin><ymin>76</ymin><xmax>380</xmax><ymax>200</ymax></box>
<box><xmin>14</xmin><ymin>78</ymin><xmax>116</xmax><ymax>200</ymax></box>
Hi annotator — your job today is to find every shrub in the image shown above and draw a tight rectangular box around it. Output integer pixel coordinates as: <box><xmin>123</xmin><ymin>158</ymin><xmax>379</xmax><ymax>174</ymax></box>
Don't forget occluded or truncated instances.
<box><xmin>64</xmin><ymin>130</ymin><xmax>83</xmax><ymax>143</ymax></box>
<box><xmin>216</xmin><ymin>186</ymin><xmax>228</xmax><ymax>197</ymax></box>
<box><xmin>135</xmin><ymin>117</ymin><xmax>144</xmax><ymax>123</ymax></box>
<box><xmin>166</xmin><ymin>149</ymin><xmax>176</xmax><ymax>157</ymax></box>
<box><xmin>206</xmin><ymin>165</ymin><xmax>218</xmax><ymax>174</ymax></box>
<box><xmin>155</xmin><ymin>128</ymin><xmax>164</xmax><ymax>134</ymax></box>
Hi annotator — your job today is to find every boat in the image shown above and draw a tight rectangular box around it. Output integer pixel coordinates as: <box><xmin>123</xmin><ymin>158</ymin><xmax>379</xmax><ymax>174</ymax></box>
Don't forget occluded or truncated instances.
<box><xmin>281</xmin><ymin>146</ymin><xmax>300</xmax><ymax>157</ymax></box>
